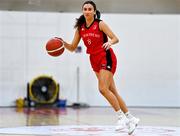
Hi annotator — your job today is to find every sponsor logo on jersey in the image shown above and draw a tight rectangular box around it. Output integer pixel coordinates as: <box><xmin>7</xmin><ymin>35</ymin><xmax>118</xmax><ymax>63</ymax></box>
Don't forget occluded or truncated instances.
<box><xmin>93</xmin><ymin>25</ymin><xmax>97</xmax><ymax>30</ymax></box>
<box><xmin>107</xmin><ymin>65</ymin><xmax>111</xmax><ymax>70</ymax></box>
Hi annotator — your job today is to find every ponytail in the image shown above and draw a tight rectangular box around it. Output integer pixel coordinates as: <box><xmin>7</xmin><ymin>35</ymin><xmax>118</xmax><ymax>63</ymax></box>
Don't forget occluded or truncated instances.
<box><xmin>74</xmin><ymin>15</ymin><xmax>85</xmax><ymax>30</ymax></box>
<box><xmin>96</xmin><ymin>10</ymin><xmax>101</xmax><ymax>19</ymax></box>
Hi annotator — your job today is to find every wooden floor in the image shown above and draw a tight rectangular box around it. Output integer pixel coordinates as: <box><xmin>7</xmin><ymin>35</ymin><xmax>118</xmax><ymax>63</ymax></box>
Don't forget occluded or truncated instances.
<box><xmin>0</xmin><ymin>107</ymin><xmax>179</xmax><ymax>135</ymax></box>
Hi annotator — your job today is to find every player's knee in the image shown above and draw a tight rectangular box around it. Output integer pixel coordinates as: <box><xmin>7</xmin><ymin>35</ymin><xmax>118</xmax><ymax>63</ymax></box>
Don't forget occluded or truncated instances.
<box><xmin>99</xmin><ymin>85</ymin><xmax>108</xmax><ymax>95</ymax></box>
<box><xmin>109</xmin><ymin>85</ymin><xmax>116</xmax><ymax>93</ymax></box>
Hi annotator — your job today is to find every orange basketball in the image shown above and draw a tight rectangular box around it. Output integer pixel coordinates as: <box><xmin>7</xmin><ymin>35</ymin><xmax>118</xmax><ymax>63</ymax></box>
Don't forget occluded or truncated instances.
<box><xmin>46</xmin><ymin>37</ymin><xmax>64</xmax><ymax>57</ymax></box>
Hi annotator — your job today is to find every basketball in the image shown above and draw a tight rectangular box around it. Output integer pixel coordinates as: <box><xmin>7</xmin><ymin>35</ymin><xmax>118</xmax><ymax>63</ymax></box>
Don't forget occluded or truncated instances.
<box><xmin>46</xmin><ymin>37</ymin><xmax>64</xmax><ymax>57</ymax></box>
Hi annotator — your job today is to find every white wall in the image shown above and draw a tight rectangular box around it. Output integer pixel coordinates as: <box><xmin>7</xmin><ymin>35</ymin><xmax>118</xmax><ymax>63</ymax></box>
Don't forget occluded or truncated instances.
<box><xmin>103</xmin><ymin>14</ymin><xmax>180</xmax><ymax>107</ymax></box>
<box><xmin>178</xmin><ymin>16</ymin><xmax>180</xmax><ymax>103</ymax></box>
<box><xmin>0</xmin><ymin>11</ymin><xmax>179</xmax><ymax>107</ymax></box>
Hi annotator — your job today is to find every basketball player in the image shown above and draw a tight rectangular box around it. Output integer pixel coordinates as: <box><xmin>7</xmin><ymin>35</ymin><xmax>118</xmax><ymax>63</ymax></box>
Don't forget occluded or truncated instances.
<box><xmin>61</xmin><ymin>1</ymin><xmax>139</xmax><ymax>134</ymax></box>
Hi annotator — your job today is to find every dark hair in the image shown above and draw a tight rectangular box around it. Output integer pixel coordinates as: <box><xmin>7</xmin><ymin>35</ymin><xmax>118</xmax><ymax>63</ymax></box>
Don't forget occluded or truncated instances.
<box><xmin>74</xmin><ymin>1</ymin><xmax>101</xmax><ymax>30</ymax></box>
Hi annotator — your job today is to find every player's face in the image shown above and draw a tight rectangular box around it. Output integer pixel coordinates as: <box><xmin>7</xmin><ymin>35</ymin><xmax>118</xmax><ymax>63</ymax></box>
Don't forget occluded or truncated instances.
<box><xmin>82</xmin><ymin>4</ymin><xmax>95</xmax><ymax>20</ymax></box>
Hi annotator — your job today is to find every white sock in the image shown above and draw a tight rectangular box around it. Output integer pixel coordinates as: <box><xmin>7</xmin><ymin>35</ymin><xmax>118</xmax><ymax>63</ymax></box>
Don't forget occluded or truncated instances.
<box><xmin>116</xmin><ymin>109</ymin><xmax>124</xmax><ymax>120</ymax></box>
<box><xmin>125</xmin><ymin>111</ymin><xmax>134</xmax><ymax>119</ymax></box>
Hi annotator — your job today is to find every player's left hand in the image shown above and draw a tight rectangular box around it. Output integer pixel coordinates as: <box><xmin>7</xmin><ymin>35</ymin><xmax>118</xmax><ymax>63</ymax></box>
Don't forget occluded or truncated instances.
<box><xmin>102</xmin><ymin>41</ymin><xmax>112</xmax><ymax>50</ymax></box>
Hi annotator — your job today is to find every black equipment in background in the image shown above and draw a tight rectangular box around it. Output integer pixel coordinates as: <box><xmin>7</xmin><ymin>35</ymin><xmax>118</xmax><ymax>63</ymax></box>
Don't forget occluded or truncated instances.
<box><xmin>27</xmin><ymin>75</ymin><xmax>59</xmax><ymax>107</ymax></box>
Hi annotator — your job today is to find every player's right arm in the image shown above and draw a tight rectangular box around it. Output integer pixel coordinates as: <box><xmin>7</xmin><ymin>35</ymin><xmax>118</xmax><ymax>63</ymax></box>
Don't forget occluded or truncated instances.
<box><xmin>63</xmin><ymin>29</ymin><xmax>81</xmax><ymax>52</ymax></box>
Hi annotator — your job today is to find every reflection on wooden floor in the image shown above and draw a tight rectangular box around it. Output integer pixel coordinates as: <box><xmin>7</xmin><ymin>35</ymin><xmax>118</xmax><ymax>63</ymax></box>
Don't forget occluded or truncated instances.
<box><xmin>0</xmin><ymin>125</ymin><xmax>180</xmax><ymax>136</ymax></box>
<box><xmin>0</xmin><ymin>107</ymin><xmax>179</xmax><ymax>136</ymax></box>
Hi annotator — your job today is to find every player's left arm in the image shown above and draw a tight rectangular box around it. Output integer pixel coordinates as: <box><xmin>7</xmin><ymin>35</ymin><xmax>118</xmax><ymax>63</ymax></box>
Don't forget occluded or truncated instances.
<box><xmin>99</xmin><ymin>21</ymin><xmax>119</xmax><ymax>50</ymax></box>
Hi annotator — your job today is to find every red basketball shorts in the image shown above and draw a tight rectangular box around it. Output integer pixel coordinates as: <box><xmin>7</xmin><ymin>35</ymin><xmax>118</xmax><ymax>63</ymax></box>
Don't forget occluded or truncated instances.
<box><xmin>89</xmin><ymin>48</ymin><xmax>117</xmax><ymax>74</ymax></box>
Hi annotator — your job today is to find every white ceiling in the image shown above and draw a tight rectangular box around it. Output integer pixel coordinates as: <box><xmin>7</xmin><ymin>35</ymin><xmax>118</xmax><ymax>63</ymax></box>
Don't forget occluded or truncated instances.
<box><xmin>0</xmin><ymin>0</ymin><xmax>180</xmax><ymax>14</ymax></box>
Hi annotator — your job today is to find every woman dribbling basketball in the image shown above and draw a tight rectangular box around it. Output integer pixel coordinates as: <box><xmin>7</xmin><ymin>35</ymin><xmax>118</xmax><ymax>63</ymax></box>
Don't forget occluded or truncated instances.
<box><xmin>62</xmin><ymin>1</ymin><xmax>139</xmax><ymax>134</ymax></box>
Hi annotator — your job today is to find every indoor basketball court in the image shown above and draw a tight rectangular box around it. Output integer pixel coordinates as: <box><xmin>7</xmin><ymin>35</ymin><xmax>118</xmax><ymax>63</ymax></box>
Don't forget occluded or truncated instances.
<box><xmin>0</xmin><ymin>0</ymin><xmax>180</xmax><ymax>136</ymax></box>
<box><xmin>0</xmin><ymin>106</ymin><xmax>179</xmax><ymax>136</ymax></box>
<box><xmin>0</xmin><ymin>107</ymin><xmax>180</xmax><ymax>136</ymax></box>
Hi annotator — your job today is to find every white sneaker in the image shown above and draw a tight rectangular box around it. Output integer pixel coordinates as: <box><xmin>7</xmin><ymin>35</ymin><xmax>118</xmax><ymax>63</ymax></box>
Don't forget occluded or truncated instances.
<box><xmin>115</xmin><ymin>115</ymin><xmax>129</xmax><ymax>131</ymax></box>
<box><xmin>128</xmin><ymin>117</ymin><xmax>140</xmax><ymax>135</ymax></box>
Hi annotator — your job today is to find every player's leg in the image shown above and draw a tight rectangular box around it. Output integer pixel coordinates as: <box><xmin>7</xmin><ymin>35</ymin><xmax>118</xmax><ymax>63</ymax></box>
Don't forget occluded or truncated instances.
<box><xmin>96</xmin><ymin>69</ymin><xmax>120</xmax><ymax>111</ymax></box>
<box><xmin>95</xmin><ymin>70</ymin><xmax>129</xmax><ymax>130</ymax></box>
<box><xmin>109</xmin><ymin>78</ymin><xmax>140</xmax><ymax>134</ymax></box>
<box><xmin>109</xmin><ymin>78</ymin><xmax>128</xmax><ymax>113</ymax></box>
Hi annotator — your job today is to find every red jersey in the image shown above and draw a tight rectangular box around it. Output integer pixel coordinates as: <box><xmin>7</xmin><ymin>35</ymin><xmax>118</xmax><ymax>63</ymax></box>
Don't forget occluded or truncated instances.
<box><xmin>79</xmin><ymin>19</ymin><xmax>108</xmax><ymax>55</ymax></box>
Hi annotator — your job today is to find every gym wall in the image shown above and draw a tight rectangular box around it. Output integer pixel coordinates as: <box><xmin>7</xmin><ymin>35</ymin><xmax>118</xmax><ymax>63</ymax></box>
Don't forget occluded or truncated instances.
<box><xmin>0</xmin><ymin>11</ymin><xmax>179</xmax><ymax>107</ymax></box>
